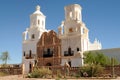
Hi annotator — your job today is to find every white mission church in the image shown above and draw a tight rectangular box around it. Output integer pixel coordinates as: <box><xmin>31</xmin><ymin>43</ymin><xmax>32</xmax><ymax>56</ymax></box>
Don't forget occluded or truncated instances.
<box><xmin>22</xmin><ymin>4</ymin><xmax>102</xmax><ymax>74</ymax></box>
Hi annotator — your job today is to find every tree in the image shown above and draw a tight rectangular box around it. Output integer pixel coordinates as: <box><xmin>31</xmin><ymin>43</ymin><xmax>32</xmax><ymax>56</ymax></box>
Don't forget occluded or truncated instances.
<box><xmin>84</xmin><ymin>51</ymin><xmax>95</xmax><ymax>65</ymax></box>
<box><xmin>84</xmin><ymin>51</ymin><xmax>114</xmax><ymax>66</ymax></box>
<box><xmin>95</xmin><ymin>52</ymin><xmax>108</xmax><ymax>66</ymax></box>
<box><xmin>83</xmin><ymin>51</ymin><xmax>119</xmax><ymax>77</ymax></box>
<box><xmin>0</xmin><ymin>51</ymin><xmax>10</xmax><ymax>64</ymax></box>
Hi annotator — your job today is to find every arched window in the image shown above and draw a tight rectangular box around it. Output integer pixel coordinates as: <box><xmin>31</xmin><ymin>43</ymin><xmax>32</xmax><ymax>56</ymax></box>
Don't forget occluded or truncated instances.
<box><xmin>23</xmin><ymin>51</ymin><xmax>25</xmax><ymax>56</ymax></box>
<box><xmin>29</xmin><ymin>62</ymin><xmax>32</xmax><ymax>73</ymax></box>
<box><xmin>43</xmin><ymin>48</ymin><xmax>53</xmax><ymax>58</ymax></box>
<box><xmin>47</xmin><ymin>48</ymin><xmax>50</xmax><ymax>54</ymax></box>
<box><xmin>77</xmin><ymin>47</ymin><xmax>79</xmax><ymax>51</ymax></box>
<box><xmin>42</xmin><ymin>20</ymin><xmax>44</xmax><ymax>26</ymax></box>
<box><xmin>83</xmin><ymin>28</ymin><xmax>85</xmax><ymax>34</ymax></box>
<box><xmin>68</xmin><ymin>47</ymin><xmax>71</xmax><ymax>55</ymax></box>
<box><xmin>68</xmin><ymin>47</ymin><xmax>74</xmax><ymax>56</ymax></box>
<box><xmin>64</xmin><ymin>47</ymin><xmax>74</xmax><ymax>56</ymax></box>
<box><xmin>69</xmin><ymin>12</ymin><xmax>72</xmax><ymax>18</ymax></box>
<box><xmin>29</xmin><ymin>50</ymin><xmax>32</xmax><ymax>58</ymax></box>
<box><xmin>31</xmin><ymin>34</ymin><xmax>35</xmax><ymax>39</ymax></box>
<box><xmin>38</xmin><ymin>20</ymin><xmax>40</xmax><ymax>25</ymax></box>
<box><xmin>68</xmin><ymin>61</ymin><xmax>71</xmax><ymax>67</ymax></box>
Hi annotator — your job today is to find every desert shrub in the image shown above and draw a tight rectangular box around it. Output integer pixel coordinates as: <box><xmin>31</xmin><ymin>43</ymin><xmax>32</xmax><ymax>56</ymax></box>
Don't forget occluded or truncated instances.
<box><xmin>93</xmin><ymin>64</ymin><xmax>104</xmax><ymax>77</ymax></box>
<box><xmin>0</xmin><ymin>64</ymin><xmax>10</xmax><ymax>68</ymax></box>
<box><xmin>80</xmin><ymin>64</ymin><xmax>104</xmax><ymax>77</ymax></box>
<box><xmin>0</xmin><ymin>72</ymin><xmax>9</xmax><ymax>76</ymax></box>
<box><xmin>56</xmin><ymin>70</ymin><xmax>62</xmax><ymax>78</ymax></box>
<box><xmin>28</xmin><ymin>67</ymin><xmax>52</xmax><ymax>78</ymax></box>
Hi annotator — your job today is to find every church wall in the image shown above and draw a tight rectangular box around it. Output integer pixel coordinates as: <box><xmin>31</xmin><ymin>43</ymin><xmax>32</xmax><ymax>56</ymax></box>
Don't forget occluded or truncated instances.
<box><xmin>99</xmin><ymin>48</ymin><xmax>120</xmax><ymax>63</ymax></box>
<box><xmin>88</xmin><ymin>48</ymin><xmax>120</xmax><ymax>64</ymax></box>
<box><xmin>22</xmin><ymin>41</ymin><xmax>37</xmax><ymax>74</ymax></box>
<box><xmin>22</xmin><ymin>41</ymin><xmax>37</xmax><ymax>55</ymax></box>
<box><xmin>61</xmin><ymin>57</ymin><xmax>83</xmax><ymax>67</ymax></box>
<box><xmin>61</xmin><ymin>36</ymin><xmax>84</xmax><ymax>67</ymax></box>
<box><xmin>83</xmin><ymin>39</ymin><xmax>89</xmax><ymax>51</ymax></box>
<box><xmin>61</xmin><ymin>36</ymin><xmax>82</xmax><ymax>56</ymax></box>
<box><xmin>88</xmin><ymin>42</ymin><xmax>101</xmax><ymax>50</ymax></box>
<box><xmin>22</xmin><ymin>58</ymin><xmax>35</xmax><ymax>74</ymax></box>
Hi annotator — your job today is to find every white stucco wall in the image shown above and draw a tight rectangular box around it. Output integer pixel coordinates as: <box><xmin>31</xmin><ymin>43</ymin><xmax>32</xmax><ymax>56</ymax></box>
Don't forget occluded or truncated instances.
<box><xmin>61</xmin><ymin>57</ymin><xmax>83</xmax><ymax>67</ymax></box>
<box><xmin>22</xmin><ymin>58</ymin><xmax>35</xmax><ymax>74</ymax></box>
<box><xmin>61</xmin><ymin>36</ymin><xmax>82</xmax><ymax>56</ymax></box>
<box><xmin>99</xmin><ymin>48</ymin><xmax>120</xmax><ymax>63</ymax></box>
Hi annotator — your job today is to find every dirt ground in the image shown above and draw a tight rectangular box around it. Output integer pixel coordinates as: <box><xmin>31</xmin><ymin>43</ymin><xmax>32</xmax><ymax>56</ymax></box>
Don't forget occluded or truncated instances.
<box><xmin>0</xmin><ymin>75</ymin><xmax>120</xmax><ymax>80</ymax></box>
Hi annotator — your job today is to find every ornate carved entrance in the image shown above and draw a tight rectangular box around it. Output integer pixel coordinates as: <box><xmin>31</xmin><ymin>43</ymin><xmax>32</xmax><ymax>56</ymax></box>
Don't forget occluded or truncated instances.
<box><xmin>37</xmin><ymin>30</ymin><xmax>61</xmax><ymax>67</ymax></box>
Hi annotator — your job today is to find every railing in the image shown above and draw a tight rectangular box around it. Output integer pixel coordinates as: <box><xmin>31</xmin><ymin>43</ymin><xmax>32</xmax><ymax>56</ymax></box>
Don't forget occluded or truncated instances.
<box><xmin>64</xmin><ymin>51</ymin><xmax>74</xmax><ymax>56</ymax></box>
<box><xmin>25</xmin><ymin>54</ymin><xmax>36</xmax><ymax>59</ymax></box>
<box><xmin>43</xmin><ymin>51</ymin><xmax>53</xmax><ymax>58</ymax></box>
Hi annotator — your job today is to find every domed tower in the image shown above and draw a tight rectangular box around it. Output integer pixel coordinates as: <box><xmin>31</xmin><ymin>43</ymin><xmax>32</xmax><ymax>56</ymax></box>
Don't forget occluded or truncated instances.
<box><xmin>22</xmin><ymin>5</ymin><xmax>47</xmax><ymax>74</ymax></box>
<box><xmin>30</xmin><ymin>5</ymin><xmax>46</xmax><ymax>31</ymax></box>
<box><xmin>58</xmin><ymin>4</ymin><xmax>89</xmax><ymax>67</ymax></box>
<box><xmin>58</xmin><ymin>4</ymin><xmax>102</xmax><ymax>67</ymax></box>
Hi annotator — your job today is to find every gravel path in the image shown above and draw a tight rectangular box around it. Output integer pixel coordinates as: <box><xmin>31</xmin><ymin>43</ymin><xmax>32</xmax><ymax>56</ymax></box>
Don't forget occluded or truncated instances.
<box><xmin>0</xmin><ymin>75</ymin><xmax>119</xmax><ymax>80</ymax></box>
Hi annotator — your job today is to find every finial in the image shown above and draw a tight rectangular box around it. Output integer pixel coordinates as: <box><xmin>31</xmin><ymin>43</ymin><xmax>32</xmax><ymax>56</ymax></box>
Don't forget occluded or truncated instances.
<box><xmin>36</xmin><ymin>5</ymin><xmax>40</xmax><ymax>11</ymax></box>
<box><xmin>60</xmin><ymin>21</ymin><xmax>64</xmax><ymax>27</ymax></box>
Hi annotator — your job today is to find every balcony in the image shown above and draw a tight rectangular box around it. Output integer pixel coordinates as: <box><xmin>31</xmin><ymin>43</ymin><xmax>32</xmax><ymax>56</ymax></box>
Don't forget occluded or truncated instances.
<box><xmin>43</xmin><ymin>51</ymin><xmax>53</xmax><ymax>58</ymax></box>
<box><xmin>25</xmin><ymin>54</ymin><xmax>35</xmax><ymax>59</ymax></box>
<box><xmin>64</xmin><ymin>51</ymin><xmax>74</xmax><ymax>56</ymax></box>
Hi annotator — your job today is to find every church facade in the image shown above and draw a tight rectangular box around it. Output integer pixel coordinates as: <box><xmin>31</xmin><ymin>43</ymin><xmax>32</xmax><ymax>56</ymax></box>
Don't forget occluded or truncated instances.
<box><xmin>37</xmin><ymin>30</ymin><xmax>61</xmax><ymax>67</ymax></box>
<box><xmin>22</xmin><ymin>4</ymin><xmax>102</xmax><ymax>74</ymax></box>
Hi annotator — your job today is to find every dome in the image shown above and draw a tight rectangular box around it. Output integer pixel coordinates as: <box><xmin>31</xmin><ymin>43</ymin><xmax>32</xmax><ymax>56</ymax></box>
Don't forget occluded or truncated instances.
<box><xmin>33</xmin><ymin>5</ymin><xmax>44</xmax><ymax>15</ymax></box>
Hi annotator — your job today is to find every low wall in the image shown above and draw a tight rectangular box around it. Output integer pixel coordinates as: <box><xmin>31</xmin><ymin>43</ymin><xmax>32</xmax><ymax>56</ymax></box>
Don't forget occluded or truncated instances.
<box><xmin>0</xmin><ymin>67</ymin><xmax>22</xmax><ymax>75</ymax></box>
<box><xmin>104</xmin><ymin>65</ymin><xmax>120</xmax><ymax>76</ymax></box>
<box><xmin>34</xmin><ymin>65</ymin><xmax>120</xmax><ymax>77</ymax></box>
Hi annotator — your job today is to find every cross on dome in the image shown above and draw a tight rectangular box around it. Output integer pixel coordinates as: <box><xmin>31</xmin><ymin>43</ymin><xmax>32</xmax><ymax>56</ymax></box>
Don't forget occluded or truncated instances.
<box><xmin>33</xmin><ymin>5</ymin><xmax>44</xmax><ymax>15</ymax></box>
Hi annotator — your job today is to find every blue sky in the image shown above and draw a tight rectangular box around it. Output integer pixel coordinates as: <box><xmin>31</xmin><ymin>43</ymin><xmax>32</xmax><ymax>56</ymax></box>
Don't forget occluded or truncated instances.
<box><xmin>0</xmin><ymin>0</ymin><xmax>120</xmax><ymax>64</ymax></box>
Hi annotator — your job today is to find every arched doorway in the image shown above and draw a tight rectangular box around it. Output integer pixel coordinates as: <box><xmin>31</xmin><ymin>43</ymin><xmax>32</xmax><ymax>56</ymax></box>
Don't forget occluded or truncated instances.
<box><xmin>46</xmin><ymin>63</ymin><xmax>52</xmax><ymax>70</ymax></box>
<box><xmin>29</xmin><ymin>62</ymin><xmax>32</xmax><ymax>73</ymax></box>
<box><xmin>46</xmin><ymin>63</ymin><xmax>52</xmax><ymax>66</ymax></box>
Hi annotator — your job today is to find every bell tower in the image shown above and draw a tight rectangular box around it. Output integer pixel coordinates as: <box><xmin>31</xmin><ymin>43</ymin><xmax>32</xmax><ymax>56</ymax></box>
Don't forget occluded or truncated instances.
<box><xmin>58</xmin><ymin>4</ymin><xmax>87</xmax><ymax>67</ymax></box>
<box><xmin>30</xmin><ymin>5</ymin><xmax>46</xmax><ymax>29</ymax></box>
<box><xmin>22</xmin><ymin>5</ymin><xmax>47</xmax><ymax>74</ymax></box>
<box><xmin>63</xmin><ymin>4</ymin><xmax>86</xmax><ymax>35</ymax></box>
<box><xmin>65</xmin><ymin>4</ymin><xmax>82</xmax><ymax>22</ymax></box>
<box><xmin>58</xmin><ymin>4</ymin><xmax>102</xmax><ymax>68</ymax></box>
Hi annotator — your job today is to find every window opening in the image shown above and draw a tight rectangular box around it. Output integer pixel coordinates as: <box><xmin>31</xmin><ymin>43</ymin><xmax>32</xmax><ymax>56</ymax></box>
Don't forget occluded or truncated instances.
<box><xmin>23</xmin><ymin>51</ymin><xmax>25</xmax><ymax>56</ymax></box>
<box><xmin>64</xmin><ymin>47</ymin><xmax>74</xmax><ymax>56</ymax></box>
<box><xmin>43</xmin><ymin>48</ymin><xmax>53</xmax><ymax>58</ymax></box>
<box><xmin>31</xmin><ymin>34</ymin><xmax>35</xmax><ymax>39</ymax></box>
<box><xmin>29</xmin><ymin>50</ymin><xmax>32</xmax><ymax>58</ymax></box>
<box><xmin>29</xmin><ymin>62</ymin><xmax>32</xmax><ymax>73</ymax></box>
<box><xmin>77</xmin><ymin>48</ymin><xmax>79</xmax><ymax>51</ymax></box>
<box><xmin>68</xmin><ymin>61</ymin><xmax>71</xmax><ymax>67</ymax></box>
<box><xmin>42</xmin><ymin>21</ymin><xmax>44</xmax><ymax>26</ymax></box>
<box><xmin>38</xmin><ymin>20</ymin><xmax>40</xmax><ymax>25</ymax></box>
<box><xmin>68</xmin><ymin>47</ymin><xmax>71</xmax><ymax>55</ymax></box>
